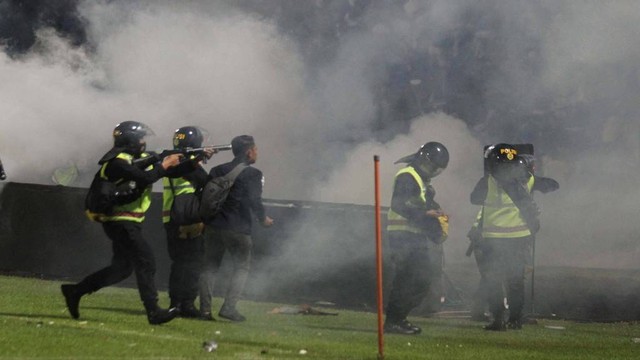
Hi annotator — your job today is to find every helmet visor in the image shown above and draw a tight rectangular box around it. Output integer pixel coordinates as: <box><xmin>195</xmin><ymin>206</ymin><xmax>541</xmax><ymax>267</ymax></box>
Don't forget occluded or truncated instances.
<box><xmin>135</xmin><ymin>123</ymin><xmax>155</xmax><ymax>137</ymax></box>
<box><xmin>198</xmin><ymin>127</ymin><xmax>210</xmax><ymax>144</ymax></box>
<box><xmin>418</xmin><ymin>158</ymin><xmax>446</xmax><ymax>178</ymax></box>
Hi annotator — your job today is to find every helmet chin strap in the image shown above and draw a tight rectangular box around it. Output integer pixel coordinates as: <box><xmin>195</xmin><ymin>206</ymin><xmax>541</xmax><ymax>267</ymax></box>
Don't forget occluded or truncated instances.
<box><xmin>125</xmin><ymin>143</ymin><xmax>145</xmax><ymax>158</ymax></box>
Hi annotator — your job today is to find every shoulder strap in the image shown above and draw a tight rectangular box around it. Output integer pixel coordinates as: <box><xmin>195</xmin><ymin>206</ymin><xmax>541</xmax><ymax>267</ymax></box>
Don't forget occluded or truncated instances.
<box><xmin>499</xmin><ymin>179</ymin><xmax>540</xmax><ymax>233</ymax></box>
<box><xmin>223</xmin><ymin>163</ymin><xmax>248</xmax><ymax>182</ymax></box>
<box><xmin>168</xmin><ymin>178</ymin><xmax>176</xmax><ymax>194</ymax></box>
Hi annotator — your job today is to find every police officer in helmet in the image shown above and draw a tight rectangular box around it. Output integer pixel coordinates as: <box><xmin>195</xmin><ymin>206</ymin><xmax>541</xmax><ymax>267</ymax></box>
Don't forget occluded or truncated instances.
<box><xmin>61</xmin><ymin>121</ymin><xmax>183</xmax><ymax>325</ymax></box>
<box><xmin>161</xmin><ymin>126</ymin><xmax>215</xmax><ymax>319</ymax></box>
<box><xmin>470</xmin><ymin>143</ymin><xmax>558</xmax><ymax>331</ymax></box>
<box><xmin>384</xmin><ymin>141</ymin><xmax>450</xmax><ymax>335</ymax></box>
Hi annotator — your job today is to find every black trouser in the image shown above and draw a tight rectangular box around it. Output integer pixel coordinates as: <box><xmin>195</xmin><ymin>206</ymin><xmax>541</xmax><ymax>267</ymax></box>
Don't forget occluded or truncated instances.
<box><xmin>76</xmin><ymin>221</ymin><xmax>159</xmax><ymax>312</ymax></box>
<box><xmin>385</xmin><ymin>231</ymin><xmax>443</xmax><ymax>323</ymax></box>
<box><xmin>165</xmin><ymin>223</ymin><xmax>204</xmax><ymax>307</ymax></box>
<box><xmin>471</xmin><ymin>243</ymin><xmax>491</xmax><ymax>317</ymax></box>
<box><xmin>199</xmin><ymin>226</ymin><xmax>252</xmax><ymax>313</ymax></box>
<box><xmin>478</xmin><ymin>236</ymin><xmax>531</xmax><ymax>322</ymax></box>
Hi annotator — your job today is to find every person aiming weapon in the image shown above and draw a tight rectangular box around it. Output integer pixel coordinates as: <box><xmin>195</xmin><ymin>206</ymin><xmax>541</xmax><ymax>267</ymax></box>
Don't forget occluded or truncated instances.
<box><xmin>133</xmin><ymin>144</ymin><xmax>232</xmax><ymax>167</ymax></box>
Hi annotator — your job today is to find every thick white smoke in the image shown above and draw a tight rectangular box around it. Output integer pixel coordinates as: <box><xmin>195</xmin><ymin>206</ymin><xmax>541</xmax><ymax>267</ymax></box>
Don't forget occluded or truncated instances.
<box><xmin>310</xmin><ymin>0</ymin><xmax>640</xmax><ymax>269</ymax></box>
<box><xmin>1</xmin><ymin>0</ymin><xmax>639</xmax><ymax>270</ymax></box>
<box><xmin>1</xmin><ymin>1</ymin><xmax>322</xmax><ymax>197</ymax></box>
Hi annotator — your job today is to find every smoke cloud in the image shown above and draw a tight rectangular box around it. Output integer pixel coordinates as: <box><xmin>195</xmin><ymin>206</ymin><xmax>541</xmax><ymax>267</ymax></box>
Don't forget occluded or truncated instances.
<box><xmin>1</xmin><ymin>0</ymin><xmax>639</xmax><ymax>276</ymax></box>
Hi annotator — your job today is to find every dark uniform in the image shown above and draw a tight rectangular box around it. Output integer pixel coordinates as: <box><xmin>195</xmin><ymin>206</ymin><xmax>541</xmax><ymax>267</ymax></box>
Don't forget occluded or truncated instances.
<box><xmin>470</xmin><ymin>144</ymin><xmax>558</xmax><ymax>330</ymax></box>
<box><xmin>467</xmin><ymin>209</ymin><xmax>491</xmax><ymax>321</ymax></box>
<box><xmin>384</xmin><ymin>142</ymin><xmax>449</xmax><ymax>335</ymax></box>
<box><xmin>162</xmin><ymin>159</ymin><xmax>209</xmax><ymax>316</ymax></box>
<box><xmin>199</xmin><ymin>135</ymin><xmax>271</xmax><ymax>322</ymax></box>
<box><xmin>61</xmin><ymin>121</ymin><xmax>181</xmax><ymax>325</ymax></box>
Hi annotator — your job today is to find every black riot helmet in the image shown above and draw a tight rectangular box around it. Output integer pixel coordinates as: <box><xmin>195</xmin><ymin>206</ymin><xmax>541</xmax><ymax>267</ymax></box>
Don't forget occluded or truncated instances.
<box><xmin>485</xmin><ymin>143</ymin><xmax>521</xmax><ymax>180</ymax></box>
<box><xmin>113</xmin><ymin>121</ymin><xmax>154</xmax><ymax>156</ymax></box>
<box><xmin>511</xmin><ymin>154</ymin><xmax>536</xmax><ymax>182</ymax></box>
<box><xmin>173</xmin><ymin>126</ymin><xmax>207</xmax><ymax>149</ymax></box>
<box><xmin>396</xmin><ymin>141</ymin><xmax>449</xmax><ymax>178</ymax></box>
<box><xmin>485</xmin><ymin>143</ymin><xmax>519</xmax><ymax>167</ymax></box>
<box><xmin>518</xmin><ymin>154</ymin><xmax>536</xmax><ymax>174</ymax></box>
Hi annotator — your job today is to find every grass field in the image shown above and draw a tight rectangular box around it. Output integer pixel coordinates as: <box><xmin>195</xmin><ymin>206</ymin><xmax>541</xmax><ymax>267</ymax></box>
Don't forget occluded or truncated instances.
<box><xmin>0</xmin><ymin>275</ymin><xmax>638</xmax><ymax>359</ymax></box>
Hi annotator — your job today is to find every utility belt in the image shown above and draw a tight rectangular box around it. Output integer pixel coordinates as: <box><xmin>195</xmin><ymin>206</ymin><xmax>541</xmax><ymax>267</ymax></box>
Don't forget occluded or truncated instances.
<box><xmin>165</xmin><ymin>221</ymin><xmax>205</xmax><ymax>239</ymax></box>
<box><xmin>387</xmin><ymin>219</ymin><xmax>423</xmax><ymax>234</ymax></box>
<box><xmin>387</xmin><ymin>216</ymin><xmax>448</xmax><ymax>244</ymax></box>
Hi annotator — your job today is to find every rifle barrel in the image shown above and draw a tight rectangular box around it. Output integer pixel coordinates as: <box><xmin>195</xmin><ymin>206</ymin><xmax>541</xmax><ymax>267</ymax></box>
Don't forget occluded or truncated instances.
<box><xmin>204</xmin><ymin>144</ymin><xmax>232</xmax><ymax>151</ymax></box>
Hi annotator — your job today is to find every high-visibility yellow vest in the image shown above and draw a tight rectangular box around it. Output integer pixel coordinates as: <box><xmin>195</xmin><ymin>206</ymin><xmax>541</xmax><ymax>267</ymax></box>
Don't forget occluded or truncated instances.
<box><xmin>481</xmin><ymin>175</ymin><xmax>535</xmax><ymax>238</ymax></box>
<box><xmin>162</xmin><ymin>176</ymin><xmax>196</xmax><ymax>223</ymax></box>
<box><xmin>101</xmin><ymin>152</ymin><xmax>153</xmax><ymax>223</ymax></box>
<box><xmin>386</xmin><ymin>166</ymin><xmax>429</xmax><ymax>234</ymax></box>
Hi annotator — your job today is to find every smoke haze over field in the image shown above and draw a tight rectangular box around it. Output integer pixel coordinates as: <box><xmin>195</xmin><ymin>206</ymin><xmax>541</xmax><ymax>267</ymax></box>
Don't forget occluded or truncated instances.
<box><xmin>1</xmin><ymin>0</ymin><xmax>640</xmax><ymax>270</ymax></box>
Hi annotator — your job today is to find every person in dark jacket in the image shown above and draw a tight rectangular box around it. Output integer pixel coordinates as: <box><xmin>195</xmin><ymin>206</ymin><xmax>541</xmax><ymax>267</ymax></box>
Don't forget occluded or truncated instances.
<box><xmin>61</xmin><ymin>121</ymin><xmax>182</xmax><ymax>325</ymax></box>
<box><xmin>384</xmin><ymin>142</ymin><xmax>450</xmax><ymax>335</ymax></box>
<box><xmin>199</xmin><ymin>135</ymin><xmax>273</xmax><ymax>322</ymax></box>
<box><xmin>162</xmin><ymin>126</ymin><xmax>215</xmax><ymax>318</ymax></box>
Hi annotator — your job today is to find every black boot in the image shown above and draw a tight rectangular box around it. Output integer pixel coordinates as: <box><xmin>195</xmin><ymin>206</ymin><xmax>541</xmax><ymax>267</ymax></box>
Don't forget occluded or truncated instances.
<box><xmin>199</xmin><ymin>311</ymin><xmax>217</xmax><ymax>321</ymax></box>
<box><xmin>147</xmin><ymin>307</ymin><xmax>179</xmax><ymax>325</ymax></box>
<box><xmin>178</xmin><ymin>302</ymin><xmax>201</xmax><ymax>319</ymax></box>
<box><xmin>507</xmin><ymin>318</ymin><xmax>522</xmax><ymax>330</ymax></box>
<box><xmin>61</xmin><ymin>284</ymin><xmax>82</xmax><ymax>319</ymax></box>
<box><xmin>484</xmin><ymin>320</ymin><xmax>506</xmax><ymax>331</ymax></box>
<box><xmin>199</xmin><ymin>302</ymin><xmax>215</xmax><ymax>321</ymax></box>
<box><xmin>384</xmin><ymin>319</ymin><xmax>421</xmax><ymax>335</ymax></box>
<box><xmin>218</xmin><ymin>305</ymin><xmax>246</xmax><ymax>322</ymax></box>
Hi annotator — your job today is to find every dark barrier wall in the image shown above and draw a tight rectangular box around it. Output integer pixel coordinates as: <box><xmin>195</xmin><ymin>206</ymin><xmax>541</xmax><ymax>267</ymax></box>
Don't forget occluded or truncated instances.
<box><xmin>1</xmin><ymin>182</ymin><xmax>639</xmax><ymax>321</ymax></box>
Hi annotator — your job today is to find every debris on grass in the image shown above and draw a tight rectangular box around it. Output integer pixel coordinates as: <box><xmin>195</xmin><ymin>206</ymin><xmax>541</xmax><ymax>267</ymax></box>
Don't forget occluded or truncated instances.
<box><xmin>203</xmin><ymin>340</ymin><xmax>218</xmax><ymax>352</ymax></box>
<box><xmin>314</xmin><ymin>301</ymin><xmax>335</xmax><ymax>306</ymax></box>
<box><xmin>299</xmin><ymin>349</ymin><xmax>307</xmax><ymax>355</ymax></box>
<box><xmin>269</xmin><ymin>304</ymin><xmax>338</xmax><ymax>316</ymax></box>
<box><xmin>544</xmin><ymin>326</ymin><xmax>566</xmax><ymax>330</ymax></box>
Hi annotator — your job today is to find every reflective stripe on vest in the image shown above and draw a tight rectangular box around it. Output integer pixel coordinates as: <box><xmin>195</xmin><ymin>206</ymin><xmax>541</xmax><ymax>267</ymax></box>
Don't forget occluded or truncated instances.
<box><xmin>481</xmin><ymin>175</ymin><xmax>535</xmax><ymax>238</ymax></box>
<box><xmin>102</xmin><ymin>152</ymin><xmax>152</xmax><ymax>223</ymax></box>
<box><xmin>162</xmin><ymin>176</ymin><xmax>196</xmax><ymax>223</ymax></box>
<box><xmin>386</xmin><ymin>166</ymin><xmax>428</xmax><ymax>234</ymax></box>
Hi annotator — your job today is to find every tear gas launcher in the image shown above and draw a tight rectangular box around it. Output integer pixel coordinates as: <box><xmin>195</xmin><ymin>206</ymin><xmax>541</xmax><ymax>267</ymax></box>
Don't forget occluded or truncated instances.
<box><xmin>133</xmin><ymin>144</ymin><xmax>232</xmax><ymax>167</ymax></box>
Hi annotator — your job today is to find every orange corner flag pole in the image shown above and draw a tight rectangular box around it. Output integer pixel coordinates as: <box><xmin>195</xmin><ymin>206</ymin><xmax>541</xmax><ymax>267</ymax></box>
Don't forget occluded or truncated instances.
<box><xmin>374</xmin><ymin>155</ymin><xmax>384</xmax><ymax>359</ymax></box>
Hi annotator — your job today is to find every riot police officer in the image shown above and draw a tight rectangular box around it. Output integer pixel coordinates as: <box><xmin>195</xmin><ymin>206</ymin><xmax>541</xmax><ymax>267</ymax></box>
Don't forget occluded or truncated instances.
<box><xmin>61</xmin><ymin>121</ymin><xmax>182</xmax><ymax>325</ymax></box>
<box><xmin>384</xmin><ymin>142</ymin><xmax>450</xmax><ymax>335</ymax></box>
<box><xmin>470</xmin><ymin>143</ymin><xmax>558</xmax><ymax>330</ymax></box>
<box><xmin>467</xmin><ymin>145</ymin><xmax>559</xmax><ymax>327</ymax></box>
<box><xmin>162</xmin><ymin>126</ymin><xmax>215</xmax><ymax>319</ymax></box>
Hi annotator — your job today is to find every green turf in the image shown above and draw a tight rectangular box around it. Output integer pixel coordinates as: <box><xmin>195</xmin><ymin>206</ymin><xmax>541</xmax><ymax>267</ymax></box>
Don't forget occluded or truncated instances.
<box><xmin>0</xmin><ymin>275</ymin><xmax>638</xmax><ymax>359</ymax></box>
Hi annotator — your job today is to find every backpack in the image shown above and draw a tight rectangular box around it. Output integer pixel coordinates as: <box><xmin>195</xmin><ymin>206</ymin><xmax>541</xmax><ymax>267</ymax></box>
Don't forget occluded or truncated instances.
<box><xmin>198</xmin><ymin>163</ymin><xmax>248</xmax><ymax>223</ymax></box>
<box><xmin>85</xmin><ymin>170</ymin><xmax>139</xmax><ymax>222</ymax></box>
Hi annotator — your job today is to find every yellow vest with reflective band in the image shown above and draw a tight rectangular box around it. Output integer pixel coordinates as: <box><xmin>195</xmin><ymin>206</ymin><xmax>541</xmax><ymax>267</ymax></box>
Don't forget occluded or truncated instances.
<box><xmin>101</xmin><ymin>152</ymin><xmax>153</xmax><ymax>223</ymax></box>
<box><xmin>162</xmin><ymin>176</ymin><xmax>196</xmax><ymax>223</ymax></box>
<box><xmin>386</xmin><ymin>166</ymin><xmax>429</xmax><ymax>234</ymax></box>
<box><xmin>481</xmin><ymin>175</ymin><xmax>535</xmax><ymax>238</ymax></box>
